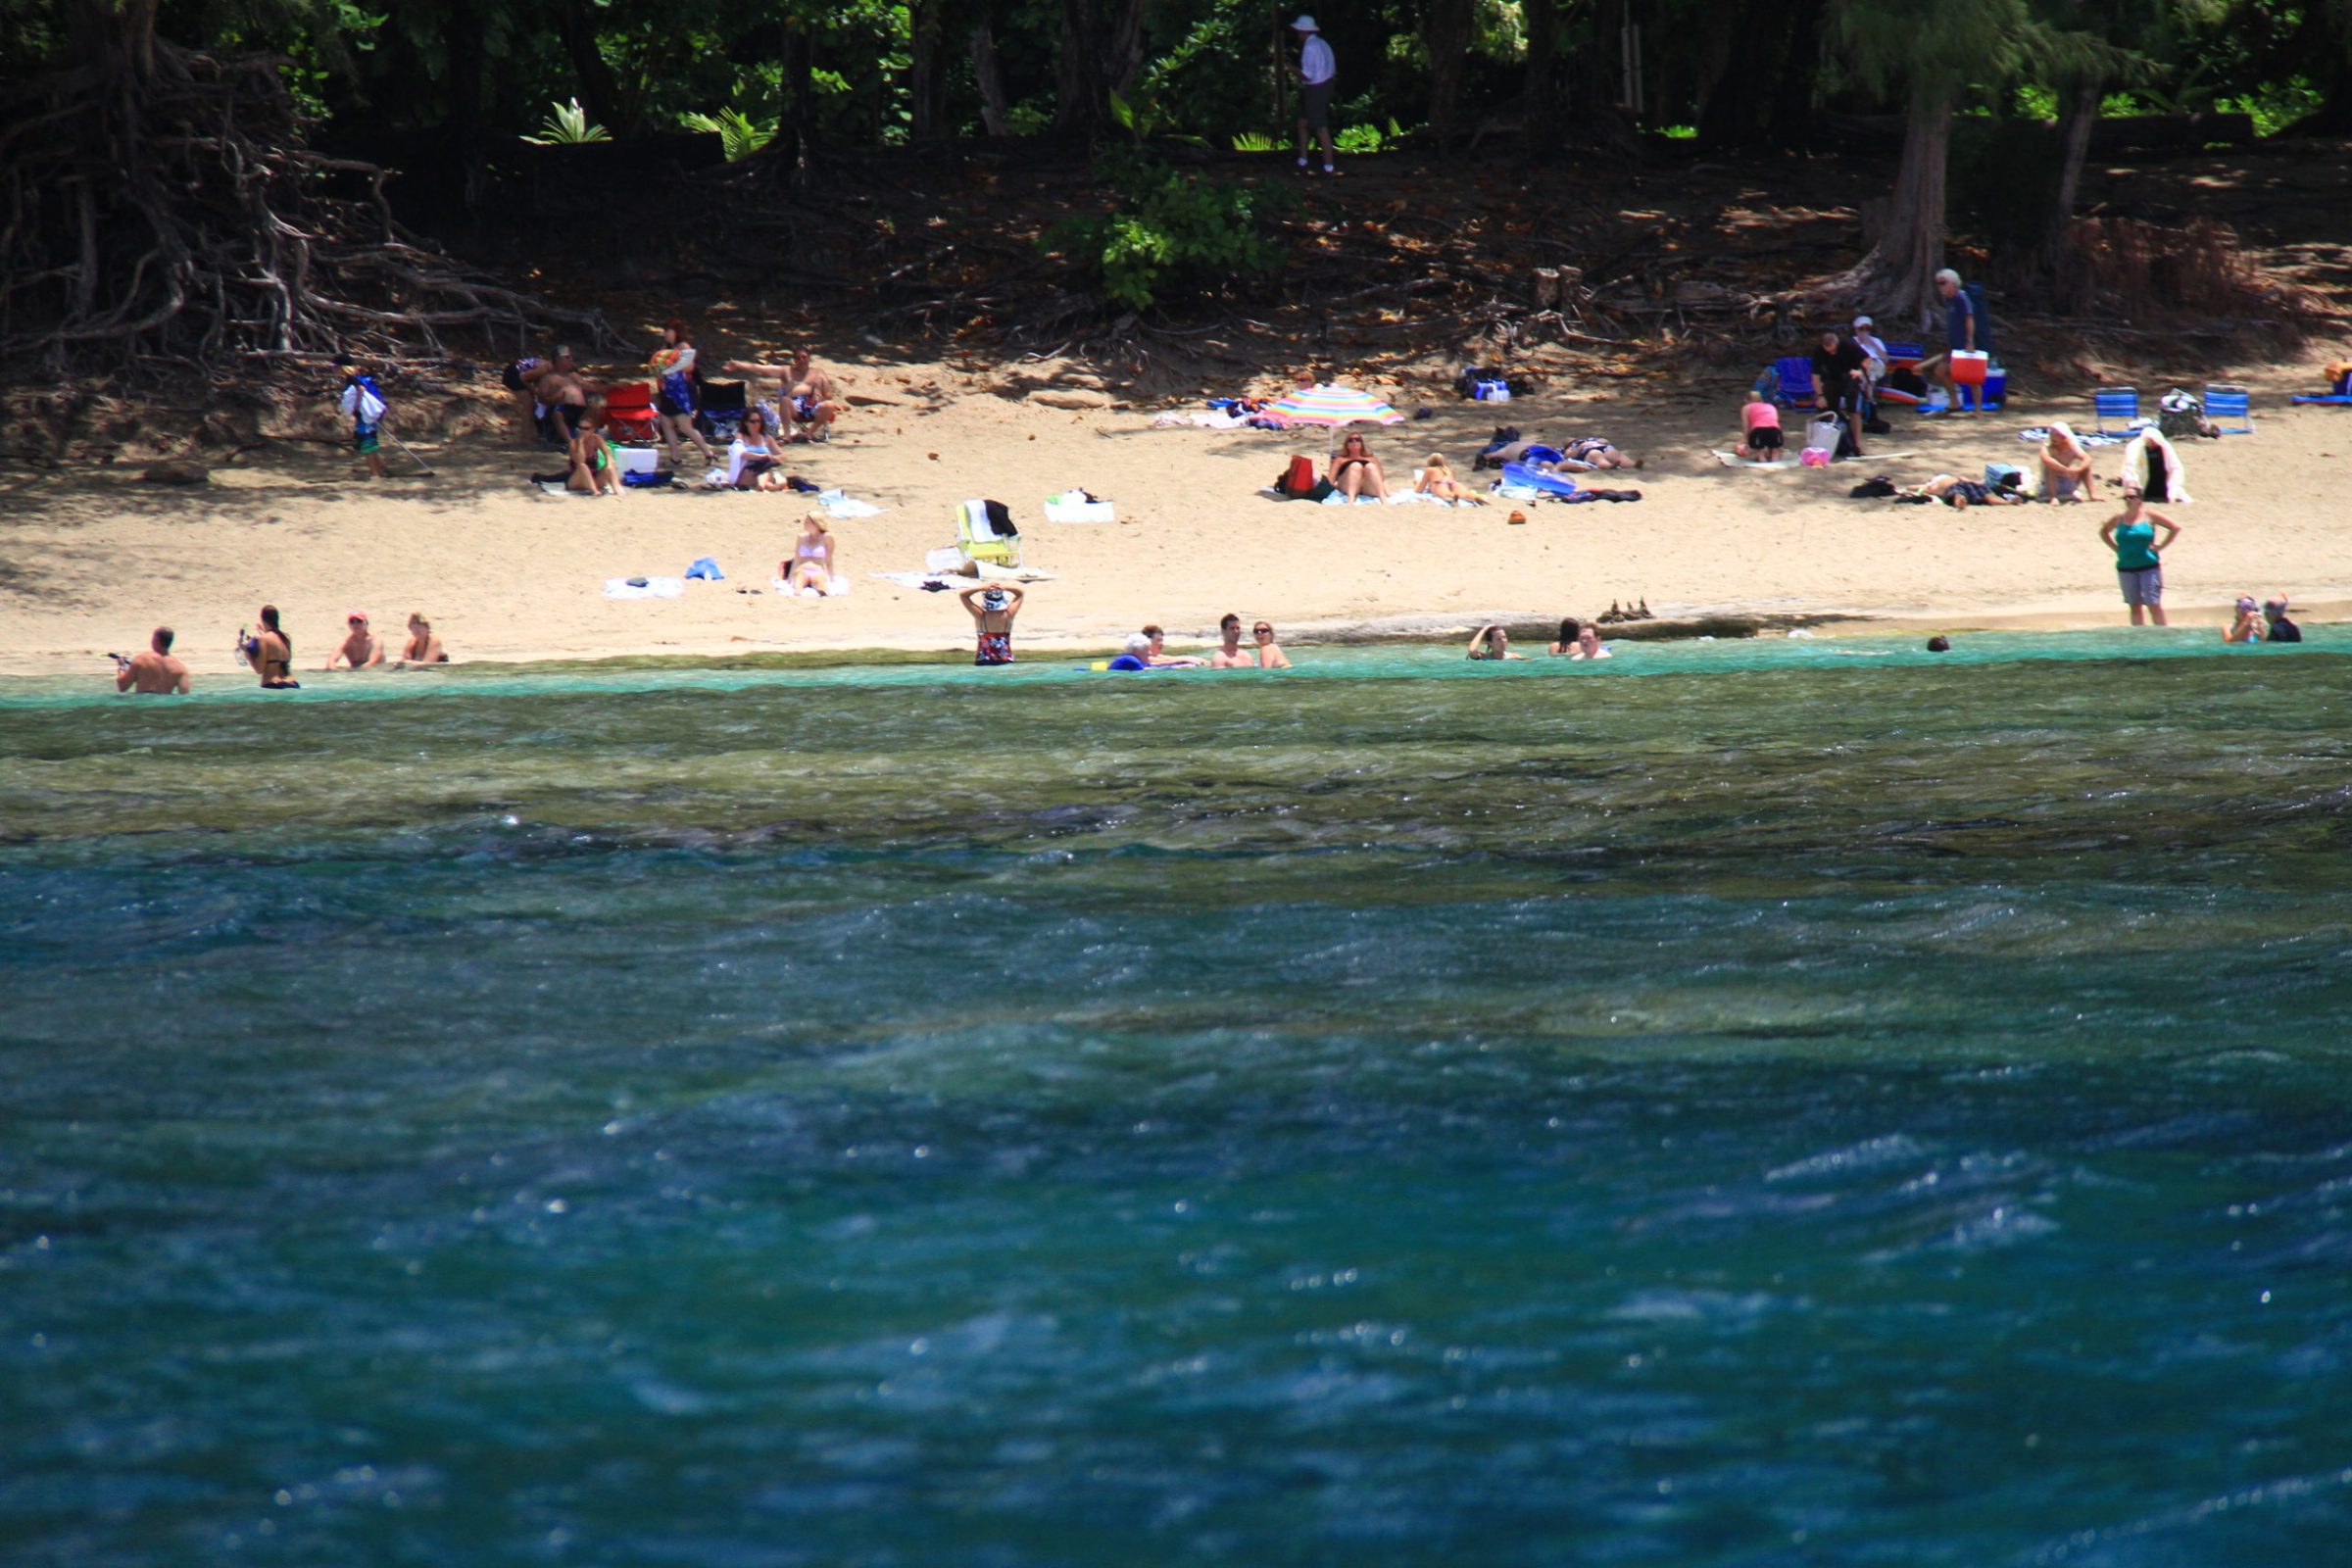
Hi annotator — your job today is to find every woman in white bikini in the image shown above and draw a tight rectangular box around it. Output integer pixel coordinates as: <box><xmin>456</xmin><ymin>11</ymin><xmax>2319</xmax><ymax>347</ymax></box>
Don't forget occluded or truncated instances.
<box><xmin>785</xmin><ymin>514</ymin><xmax>838</xmax><ymax>595</ymax></box>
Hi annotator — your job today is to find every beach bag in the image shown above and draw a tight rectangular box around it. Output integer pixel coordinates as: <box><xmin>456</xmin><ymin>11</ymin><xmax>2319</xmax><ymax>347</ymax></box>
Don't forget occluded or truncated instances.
<box><xmin>1809</xmin><ymin>415</ymin><xmax>1856</xmax><ymax>461</ymax></box>
<box><xmin>2158</xmin><ymin>390</ymin><xmax>2208</xmax><ymax>440</ymax></box>
<box><xmin>1799</xmin><ymin>447</ymin><xmax>1832</xmax><ymax>467</ymax></box>
<box><xmin>1276</xmin><ymin>454</ymin><xmax>1321</xmax><ymax>497</ymax></box>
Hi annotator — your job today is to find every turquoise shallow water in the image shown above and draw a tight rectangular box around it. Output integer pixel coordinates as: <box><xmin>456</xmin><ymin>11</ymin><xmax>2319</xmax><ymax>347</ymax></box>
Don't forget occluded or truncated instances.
<box><xmin>5</xmin><ymin>630</ymin><xmax>2351</xmax><ymax>1565</ymax></box>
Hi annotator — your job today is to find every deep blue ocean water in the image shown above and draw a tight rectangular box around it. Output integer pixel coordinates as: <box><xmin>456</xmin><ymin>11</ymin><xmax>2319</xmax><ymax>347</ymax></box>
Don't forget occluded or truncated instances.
<box><xmin>4</xmin><ymin>630</ymin><xmax>2350</xmax><ymax>1565</ymax></box>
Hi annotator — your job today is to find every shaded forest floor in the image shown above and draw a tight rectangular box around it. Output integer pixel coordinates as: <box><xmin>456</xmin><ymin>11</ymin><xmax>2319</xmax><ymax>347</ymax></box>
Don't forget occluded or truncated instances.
<box><xmin>5</xmin><ymin>133</ymin><xmax>2350</xmax><ymax>466</ymax></box>
<box><xmin>487</xmin><ymin>132</ymin><xmax>2352</xmax><ymax>395</ymax></box>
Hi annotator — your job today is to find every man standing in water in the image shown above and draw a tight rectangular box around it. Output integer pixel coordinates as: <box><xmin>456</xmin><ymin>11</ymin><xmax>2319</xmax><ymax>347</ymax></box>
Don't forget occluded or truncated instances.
<box><xmin>114</xmin><ymin>626</ymin><xmax>190</xmax><ymax>694</ymax></box>
<box><xmin>959</xmin><ymin>583</ymin><xmax>1024</xmax><ymax>666</ymax></box>
<box><xmin>1210</xmin><ymin>613</ymin><xmax>1253</xmax><ymax>667</ymax></box>
<box><xmin>1292</xmin><ymin>16</ymin><xmax>1337</xmax><ymax>177</ymax></box>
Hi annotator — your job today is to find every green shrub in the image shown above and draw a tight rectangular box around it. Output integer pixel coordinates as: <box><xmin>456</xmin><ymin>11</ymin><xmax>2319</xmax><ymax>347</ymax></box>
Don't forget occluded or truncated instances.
<box><xmin>1047</xmin><ymin>158</ymin><xmax>1289</xmax><ymax>312</ymax></box>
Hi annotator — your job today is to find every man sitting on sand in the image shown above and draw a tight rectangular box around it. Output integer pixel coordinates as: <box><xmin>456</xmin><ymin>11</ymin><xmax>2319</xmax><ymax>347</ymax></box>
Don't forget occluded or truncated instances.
<box><xmin>114</xmin><ymin>626</ymin><xmax>189</xmax><ymax>695</ymax></box>
<box><xmin>723</xmin><ymin>349</ymin><xmax>844</xmax><ymax>443</ymax></box>
<box><xmin>325</xmin><ymin>612</ymin><xmax>385</xmax><ymax>670</ymax></box>
<box><xmin>396</xmin><ymin>612</ymin><xmax>449</xmax><ymax>666</ymax></box>
<box><xmin>533</xmin><ymin>354</ymin><xmax>592</xmax><ymax>466</ymax></box>
<box><xmin>960</xmin><ymin>583</ymin><xmax>1024</xmax><ymax>666</ymax></box>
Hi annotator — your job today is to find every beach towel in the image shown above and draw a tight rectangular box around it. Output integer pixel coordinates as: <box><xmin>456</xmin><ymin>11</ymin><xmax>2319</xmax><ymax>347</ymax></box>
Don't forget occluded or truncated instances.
<box><xmin>1044</xmin><ymin>494</ymin><xmax>1117</xmax><ymax>522</ymax></box>
<box><xmin>772</xmin><ymin>576</ymin><xmax>852</xmax><ymax>598</ymax></box>
<box><xmin>819</xmin><ymin>488</ymin><xmax>884</xmax><ymax>518</ymax></box>
<box><xmin>2290</xmin><ymin>395</ymin><xmax>2352</xmax><ymax>406</ymax></box>
<box><xmin>1711</xmin><ymin>449</ymin><xmax>1800</xmax><ymax>469</ymax></box>
<box><xmin>1501</xmin><ymin>461</ymin><xmax>1579</xmax><ymax>497</ymax></box>
<box><xmin>604</xmin><ymin>577</ymin><xmax>685</xmax><ymax>600</ymax></box>
<box><xmin>2018</xmin><ymin>426</ymin><xmax>2127</xmax><ymax>447</ymax></box>
<box><xmin>2122</xmin><ymin>429</ymin><xmax>2194</xmax><ymax>503</ymax></box>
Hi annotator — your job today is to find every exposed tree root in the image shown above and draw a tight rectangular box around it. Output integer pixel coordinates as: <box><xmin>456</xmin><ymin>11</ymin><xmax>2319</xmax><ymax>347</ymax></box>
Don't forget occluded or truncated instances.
<box><xmin>0</xmin><ymin>37</ymin><xmax>616</xmax><ymax>382</ymax></box>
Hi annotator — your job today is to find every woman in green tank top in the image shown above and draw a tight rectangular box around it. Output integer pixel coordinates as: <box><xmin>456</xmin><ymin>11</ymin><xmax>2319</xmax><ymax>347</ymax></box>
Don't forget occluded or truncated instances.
<box><xmin>2100</xmin><ymin>489</ymin><xmax>2182</xmax><ymax>626</ymax></box>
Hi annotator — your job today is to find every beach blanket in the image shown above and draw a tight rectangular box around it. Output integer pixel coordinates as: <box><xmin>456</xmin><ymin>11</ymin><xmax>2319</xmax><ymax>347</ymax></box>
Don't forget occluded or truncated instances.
<box><xmin>604</xmin><ymin>577</ymin><xmax>685</xmax><ymax>600</ymax></box>
<box><xmin>819</xmin><ymin>488</ymin><xmax>884</xmax><ymax>518</ymax></box>
<box><xmin>1320</xmin><ymin>489</ymin><xmax>1449</xmax><ymax>505</ymax></box>
<box><xmin>872</xmin><ymin>567</ymin><xmax>1056</xmax><ymax>591</ymax></box>
<box><xmin>1152</xmin><ymin>410</ymin><xmax>1250</xmax><ymax>429</ymax></box>
<box><xmin>2018</xmin><ymin>426</ymin><xmax>2127</xmax><ymax>447</ymax></box>
<box><xmin>1711</xmin><ymin>450</ymin><xmax>1800</xmax><ymax>469</ymax></box>
<box><xmin>1044</xmin><ymin>494</ymin><xmax>1117</xmax><ymax>522</ymax></box>
<box><xmin>1501</xmin><ymin>461</ymin><xmax>1579</xmax><ymax>497</ymax></box>
<box><xmin>772</xmin><ymin>576</ymin><xmax>851</xmax><ymax>598</ymax></box>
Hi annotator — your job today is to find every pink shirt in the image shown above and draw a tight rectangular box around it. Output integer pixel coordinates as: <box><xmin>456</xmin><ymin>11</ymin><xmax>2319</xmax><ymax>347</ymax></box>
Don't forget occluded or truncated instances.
<box><xmin>1742</xmin><ymin>400</ymin><xmax>1782</xmax><ymax>432</ymax></box>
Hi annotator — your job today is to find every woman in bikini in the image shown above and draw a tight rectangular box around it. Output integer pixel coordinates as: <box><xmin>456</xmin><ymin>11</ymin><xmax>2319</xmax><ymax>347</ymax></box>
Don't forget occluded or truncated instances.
<box><xmin>565</xmin><ymin>405</ymin><xmax>622</xmax><ymax>497</ymax></box>
<box><xmin>1328</xmin><ymin>432</ymin><xmax>1391</xmax><ymax>500</ymax></box>
<box><xmin>1415</xmin><ymin>453</ymin><xmax>1488</xmax><ymax>505</ymax></box>
<box><xmin>242</xmin><ymin>604</ymin><xmax>299</xmax><ymax>689</ymax></box>
<box><xmin>785</xmin><ymin>514</ymin><xmax>839</xmax><ymax>595</ymax></box>
<box><xmin>1558</xmin><ymin>436</ymin><xmax>1642</xmax><ymax>471</ymax></box>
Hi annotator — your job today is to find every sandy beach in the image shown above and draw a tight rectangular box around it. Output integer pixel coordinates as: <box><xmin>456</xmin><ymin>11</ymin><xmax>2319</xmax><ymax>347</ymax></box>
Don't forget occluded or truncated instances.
<box><xmin>5</xmin><ymin>352</ymin><xmax>2347</xmax><ymax>678</ymax></box>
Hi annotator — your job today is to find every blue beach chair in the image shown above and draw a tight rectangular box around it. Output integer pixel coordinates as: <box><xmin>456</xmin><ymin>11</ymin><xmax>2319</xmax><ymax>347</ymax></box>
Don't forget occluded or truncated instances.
<box><xmin>2093</xmin><ymin>387</ymin><xmax>2140</xmax><ymax>434</ymax></box>
<box><xmin>1774</xmin><ymin>356</ymin><xmax>1819</xmax><ymax>410</ymax></box>
<box><xmin>2202</xmin><ymin>384</ymin><xmax>2253</xmax><ymax>434</ymax></box>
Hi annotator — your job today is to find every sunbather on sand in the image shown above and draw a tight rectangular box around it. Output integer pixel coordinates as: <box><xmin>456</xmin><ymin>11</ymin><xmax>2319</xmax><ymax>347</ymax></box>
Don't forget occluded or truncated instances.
<box><xmin>785</xmin><ymin>514</ymin><xmax>839</xmax><ymax>595</ymax></box>
<box><xmin>1555</xmin><ymin>436</ymin><xmax>1642</xmax><ymax>471</ymax></box>
<box><xmin>567</xmin><ymin>407</ymin><xmax>623</xmax><ymax>498</ymax></box>
<box><xmin>2038</xmin><ymin>421</ymin><xmax>2099</xmax><ymax>503</ymax></box>
<box><xmin>728</xmin><ymin>409</ymin><xmax>788</xmax><ymax>490</ymax></box>
<box><xmin>1740</xmin><ymin>391</ymin><xmax>1784</xmax><ymax>462</ymax></box>
<box><xmin>1905</xmin><ymin>473</ymin><xmax>2026</xmax><ymax>511</ymax></box>
<box><xmin>1415</xmin><ymin>454</ymin><xmax>1488</xmax><ymax>504</ymax></box>
<box><xmin>1330</xmin><ymin>433</ymin><xmax>1390</xmax><ymax>500</ymax></box>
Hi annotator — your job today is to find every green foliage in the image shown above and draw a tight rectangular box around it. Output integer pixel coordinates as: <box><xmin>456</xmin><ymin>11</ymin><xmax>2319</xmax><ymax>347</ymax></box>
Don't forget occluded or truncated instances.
<box><xmin>1046</xmin><ymin>159</ymin><xmax>1289</xmax><ymax>312</ymax></box>
<box><xmin>1232</xmin><ymin>131</ymin><xmax>1277</xmax><ymax>152</ymax></box>
<box><xmin>679</xmin><ymin>107</ymin><xmax>778</xmax><ymax>161</ymax></box>
<box><xmin>1333</xmin><ymin>117</ymin><xmax>1408</xmax><ymax>153</ymax></box>
<box><xmin>523</xmin><ymin>98</ymin><xmax>610</xmax><ymax>145</ymax></box>
<box><xmin>2216</xmin><ymin>77</ymin><xmax>2325</xmax><ymax>136</ymax></box>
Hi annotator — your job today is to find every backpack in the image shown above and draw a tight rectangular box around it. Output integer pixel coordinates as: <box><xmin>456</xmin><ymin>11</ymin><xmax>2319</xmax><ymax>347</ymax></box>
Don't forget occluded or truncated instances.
<box><xmin>2158</xmin><ymin>389</ymin><xmax>2210</xmax><ymax>440</ymax></box>
<box><xmin>1277</xmin><ymin>454</ymin><xmax>1318</xmax><ymax>496</ymax></box>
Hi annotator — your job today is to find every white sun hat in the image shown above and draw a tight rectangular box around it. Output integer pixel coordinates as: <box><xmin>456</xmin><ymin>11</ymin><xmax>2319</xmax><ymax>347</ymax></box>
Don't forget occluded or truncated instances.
<box><xmin>1291</xmin><ymin>14</ymin><xmax>1319</xmax><ymax>28</ymax></box>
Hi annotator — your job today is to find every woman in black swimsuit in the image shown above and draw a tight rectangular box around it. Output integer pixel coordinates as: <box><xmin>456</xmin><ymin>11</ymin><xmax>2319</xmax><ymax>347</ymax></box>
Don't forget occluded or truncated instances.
<box><xmin>1327</xmin><ymin>432</ymin><xmax>1391</xmax><ymax>501</ymax></box>
<box><xmin>243</xmin><ymin>604</ymin><xmax>299</xmax><ymax>689</ymax></box>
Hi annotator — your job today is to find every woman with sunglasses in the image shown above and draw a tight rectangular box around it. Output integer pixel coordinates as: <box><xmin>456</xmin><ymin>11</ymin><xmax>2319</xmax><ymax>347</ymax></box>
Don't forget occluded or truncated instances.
<box><xmin>1251</xmin><ymin>620</ymin><xmax>1293</xmax><ymax>668</ymax></box>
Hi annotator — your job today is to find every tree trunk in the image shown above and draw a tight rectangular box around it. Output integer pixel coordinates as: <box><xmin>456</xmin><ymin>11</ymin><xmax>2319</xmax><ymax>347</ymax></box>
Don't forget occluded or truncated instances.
<box><xmin>909</xmin><ymin>0</ymin><xmax>944</xmax><ymax>141</ymax></box>
<box><xmin>1054</xmin><ymin>0</ymin><xmax>1147</xmax><ymax>135</ymax></box>
<box><xmin>969</xmin><ymin>24</ymin><xmax>1011</xmax><ymax>136</ymax></box>
<box><xmin>1844</xmin><ymin>80</ymin><xmax>1950</xmax><ymax>327</ymax></box>
<box><xmin>554</xmin><ymin>4</ymin><xmax>630</xmax><ymax>134</ymax></box>
<box><xmin>1422</xmin><ymin>0</ymin><xmax>1476</xmax><ymax>150</ymax></box>
<box><xmin>2042</xmin><ymin>76</ymin><xmax>2100</xmax><ymax>305</ymax></box>
<box><xmin>1522</xmin><ymin>0</ymin><xmax>1562</xmax><ymax>156</ymax></box>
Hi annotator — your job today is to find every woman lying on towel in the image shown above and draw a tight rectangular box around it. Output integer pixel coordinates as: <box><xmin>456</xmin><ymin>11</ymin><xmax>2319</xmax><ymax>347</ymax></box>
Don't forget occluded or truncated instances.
<box><xmin>1553</xmin><ymin>436</ymin><xmax>1642</xmax><ymax>471</ymax></box>
<box><xmin>1329</xmin><ymin>433</ymin><xmax>1391</xmax><ymax>500</ymax></box>
<box><xmin>1904</xmin><ymin>472</ymin><xmax>2030</xmax><ymax>511</ymax></box>
<box><xmin>1415</xmin><ymin>453</ymin><xmax>1489</xmax><ymax>505</ymax></box>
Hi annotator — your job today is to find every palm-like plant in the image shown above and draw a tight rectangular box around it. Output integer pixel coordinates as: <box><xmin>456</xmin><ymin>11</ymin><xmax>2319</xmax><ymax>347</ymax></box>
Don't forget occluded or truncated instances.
<box><xmin>679</xmin><ymin>108</ymin><xmax>779</xmax><ymax>162</ymax></box>
<box><xmin>523</xmin><ymin>99</ymin><xmax>611</xmax><ymax>146</ymax></box>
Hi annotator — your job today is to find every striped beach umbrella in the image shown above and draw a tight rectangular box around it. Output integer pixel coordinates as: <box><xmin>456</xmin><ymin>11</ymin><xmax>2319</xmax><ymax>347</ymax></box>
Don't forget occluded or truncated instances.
<box><xmin>1265</xmin><ymin>384</ymin><xmax>1406</xmax><ymax>458</ymax></box>
<box><xmin>1266</xmin><ymin>384</ymin><xmax>1406</xmax><ymax>428</ymax></box>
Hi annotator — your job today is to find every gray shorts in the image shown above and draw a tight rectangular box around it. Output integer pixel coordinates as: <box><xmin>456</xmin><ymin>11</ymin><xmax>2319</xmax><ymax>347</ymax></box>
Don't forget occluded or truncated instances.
<box><xmin>2118</xmin><ymin>565</ymin><xmax>2163</xmax><ymax>607</ymax></box>
<box><xmin>1300</xmin><ymin>79</ymin><xmax>1335</xmax><ymax>132</ymax></box>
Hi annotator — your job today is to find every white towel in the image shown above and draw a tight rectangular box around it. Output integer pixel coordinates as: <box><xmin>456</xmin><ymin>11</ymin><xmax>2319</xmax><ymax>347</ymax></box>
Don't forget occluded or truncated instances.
<box><xmin>772</xmin><ymin>576</ymin><xmax>851</xmax><ymax>598</ymax></box>
<box><xmin>819</xmin><ymin>488</ymin><xmax>884</xmax><ymax>518</ymax></box>
<box><xmin>604</xmin><ymin>577</ymin><xmax>685</xmax><ymax>600</ymax></box>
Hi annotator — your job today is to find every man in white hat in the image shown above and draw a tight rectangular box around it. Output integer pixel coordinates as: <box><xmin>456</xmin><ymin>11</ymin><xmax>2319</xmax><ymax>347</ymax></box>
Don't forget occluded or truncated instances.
<box><xmin>1292</xmin><ymin>15</ymin><xmax>1337</xmax><ymax>176</ymax></box>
